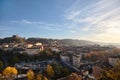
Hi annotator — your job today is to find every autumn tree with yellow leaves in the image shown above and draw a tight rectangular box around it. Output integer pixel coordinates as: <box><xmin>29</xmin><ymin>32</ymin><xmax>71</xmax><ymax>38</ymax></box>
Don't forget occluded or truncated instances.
<box><xmin>27</xmin><ymin>69</ymin><xmax>35</xmax><ymax>80</ymax></box>
<box><xmin>69</xmin><ymin>73</ymin><xmax>82</xmax><ymax>80</ymax></box>
<box><xmin>2</xmin><ymin>66</ymin><xmax>18</xmax><ymax>79</ymax></box>
<box><xmin>36</xmin><ymin>74</ymin><xmax>48</xmax><ymax>80</ymax></box>
<box><xmin>46</xmin><ymin>64</ymin><xmax>54</xmax><ymax>80</ymax></box>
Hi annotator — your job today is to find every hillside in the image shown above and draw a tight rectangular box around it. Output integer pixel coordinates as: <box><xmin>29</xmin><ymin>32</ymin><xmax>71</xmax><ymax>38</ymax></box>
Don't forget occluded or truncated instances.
<box><xmin>27</xmin><ymin>38</ymin><xmax>52</xmax><ymax>44</ymax></box>
<box><xmin>58</xmin><ymin>39</ymin><xmax>96</xmax><ymax>46</ymax></box>
<box><xmin>0</xmin><ymin>35</ymin><xmax>26</xmax><ymax>44</ymax></box>
<box><xmin>27</xmin><ymin>38</ymin><xmax>96</xmax><ymax>46</ymax></box>
<box><xmin>1</xmin><ymin>35</ymin><xmax>119</xmax><ymax>46</ymax></box>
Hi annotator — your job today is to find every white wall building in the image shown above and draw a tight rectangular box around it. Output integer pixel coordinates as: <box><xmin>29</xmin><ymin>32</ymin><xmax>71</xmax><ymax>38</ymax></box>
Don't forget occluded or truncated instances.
<box><xmin>109</xmin><ymin>56</ymin><xmax>120</xmax><ymax>66</ymax></box>
<box><xmin>51</xmin><ymin>47</ymin><xmax>60</xmax><ymax>52</ymax></box>
<box><xmin>60</xmin><ymin>55</ymin><xmax>70</xmax><ymax>63</ymax></box>
<box><xmin>25</xmin><ymin>48</ymin><xmax>41</xmax><ymax>55</ymax></box>
<box><xmin>2</xmin><ymin>44</ymin><xmax>9</xmax><ymax>48</ymax></box>
<box><xmin>35</xmin><ymin>42</ymin><xmax>42</xmax><ymax>46</ymax></box>
<box><xmin>25</xmin><ymin>44</ymin><xmax>33</xmax><ymax>48</ymax></box>
<box><xmin>72</xmin><ymin>54</ymin><xmax>81</xmax><ymax>67</ymax></box>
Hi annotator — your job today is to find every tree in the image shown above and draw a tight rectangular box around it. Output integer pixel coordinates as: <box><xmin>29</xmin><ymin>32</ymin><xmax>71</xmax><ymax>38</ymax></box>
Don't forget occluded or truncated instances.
<box><xmin>50</xmin><ymin>63</ymin><xmax>61</xmax><ymax>79</ymax></box>
<box><xmin>27</xmin><ymin>69</ymin><xmax>34</xmax><ymax>80</ymax></box>
<box><xmin>70</xmin><ymin>73</ymin><xmax>82</xmax><ymax>80</ymax></box>
<box><xmin>11</xmin><ymin>67</ymin><xmax>18</xmax><ymax>75</ymax></box>
<box><xmin>0</xmin><ymin>73</ymin><xmax>2</xmax><ymax>77</ymax></box>
<box><xmin>36</xmin><ymin>74</ymin><xmax>42</xmax><ymax>80</ymax></box>
<box><xmin>59</xmin><ymin>73</ymin><xmax>82</xmax><ymax>80</ymax></box>
<box><xmin>46</xmin><ymin>64</ymin><xmax>54</xmax><ymax>79</ymax></box>
<box><xmin>61</xmin><ymin>67</ymin><xmax>70</xmax><ymax>77</ymax></box>
<box><xmin>100</xmin><ymin>61</ymin><xmax>120</xmax><ymax>80</ymax></box>
<box><xmin>3</xmin><ymin>67</ymin><xmax>18</xmax><ymax>79</ymax></box>
<box><xmin>3</xmin><ymin>67</ymin><xmax>18</xmax><ymax>76</ymax></box>
<box><xmin>36</xmin><ymin>74</ymin><xmax>48</xmax><ymax>80</ymax></box>
<box><xmin>0</xmin><ymin>61</ymin><xmax>3</xmax><ymax>71</ymax></box>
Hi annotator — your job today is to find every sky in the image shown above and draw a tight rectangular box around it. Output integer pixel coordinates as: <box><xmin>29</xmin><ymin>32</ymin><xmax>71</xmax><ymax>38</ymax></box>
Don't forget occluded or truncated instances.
<box><xmin>0</xmin><ymin>0</ymin><xmax>120</xmax><ymax>43</ymax></box>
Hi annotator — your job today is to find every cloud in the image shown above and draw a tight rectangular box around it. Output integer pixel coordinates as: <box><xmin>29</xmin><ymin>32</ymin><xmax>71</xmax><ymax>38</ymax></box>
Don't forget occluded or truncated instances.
<box><xmin>64</xmin><ymin>0</ymin><xmax>120</xmax><ymax>43</ymax></box>
<box><xmin>10</xmin><ymin>19</ymin><xmax>63</xmax><ymax>31</ymax></box>
<box><xmin>65</xmin><ymin>11</ymin><xmax>81</xmax><ymax>20</ymax></box>
<box><xmin>69</xmin><ymin>30</ymin><xmax>77</xmax><ymax>33</ymax></box>
<box><xmin>22</xmin><ymin>19</ymin><xmax>32</xmax><ymax>24</ymax></box>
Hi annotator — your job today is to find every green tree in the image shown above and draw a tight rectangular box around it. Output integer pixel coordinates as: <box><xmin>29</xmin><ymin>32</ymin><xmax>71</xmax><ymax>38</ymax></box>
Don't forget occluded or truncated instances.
<box><xmin>61</xmin><ymin>67</ymin><xmax>71</xmax><ymax>77</ymax></box>
<box><xmin>0</xmin><ymin>61</ymin><xmax>3</xmax><ymax>71</ymax></box>
<box><xmin>50</xmin><ymin>63</ymin><xmax>61</xmax><ymax>79</ymax></box>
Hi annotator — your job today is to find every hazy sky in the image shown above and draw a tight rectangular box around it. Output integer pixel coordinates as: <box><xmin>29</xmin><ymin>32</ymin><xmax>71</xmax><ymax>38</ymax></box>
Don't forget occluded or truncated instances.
<box><xmin>0</xmin><ymin>0</ymin><xmax>120</xmax><ymax>43</ymax></box>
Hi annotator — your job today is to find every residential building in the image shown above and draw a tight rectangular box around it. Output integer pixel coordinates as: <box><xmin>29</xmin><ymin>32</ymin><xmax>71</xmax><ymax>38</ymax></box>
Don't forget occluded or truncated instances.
<box><xmin>25</xmin><ymin>48</ymin><xmax>41</xmax><ymax>55</ymax></box>
<box><xmin>25</xmin><ymin>44</ymin><xmax>33</xmax><ymax>48</ymax></box>
<box><xmin>60</xmin><ymin>54</ymin><xmax>70</xmax><ymax>63</ymax></box>
<box><xmin>72</xmin><ymin>54</ymin><xmax>81</xmax><ymax>67</ymax></box>
<box><xmin>35</xmin><ymin>42</ymin><xmax>42</xmax><ymax>46</ymax></box>
<box><xmin>109</xmin><ymin>56</ymin><xmax>120</xmax><ymax>66</ymax></box>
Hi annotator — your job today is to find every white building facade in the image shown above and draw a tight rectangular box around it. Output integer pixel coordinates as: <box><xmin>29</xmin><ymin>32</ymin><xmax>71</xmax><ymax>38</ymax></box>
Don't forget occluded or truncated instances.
<box><xmin>60</xmin><ymin>55</ymin><xmax>70</xmax><ymax>63</ymax></box>
<box><xmin>72</xmin><ymin>54</ymin><xmax>81</xmax><ymax>67</ymax></box>
<box><xmin>109</xmin><ymin>56</ymin><xmax>120</xmax><ymax>66</ymax></box>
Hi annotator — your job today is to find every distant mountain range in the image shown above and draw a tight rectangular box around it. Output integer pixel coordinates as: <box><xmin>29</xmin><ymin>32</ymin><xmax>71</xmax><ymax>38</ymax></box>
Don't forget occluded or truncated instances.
<box><xmin>0</xmin><ymin>35</ymin><xmax>120</xmax><ymax>47</ymax></box>
<box><xmin>27</xmin><ymin>38</ymin><xmax>96</xmax><ymax>46</ymax></box>
<box><xmin>58</xmin><ymin>39</ymin><xmax>96</xmax><ymax>46</ymax></box>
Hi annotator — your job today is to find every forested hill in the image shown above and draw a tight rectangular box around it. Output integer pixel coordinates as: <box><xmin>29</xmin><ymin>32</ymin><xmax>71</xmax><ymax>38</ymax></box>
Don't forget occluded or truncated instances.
<box><xmin>0</xmin><ymin>35</ymin><xmax>26</xmax><ymax>44</ymax></box>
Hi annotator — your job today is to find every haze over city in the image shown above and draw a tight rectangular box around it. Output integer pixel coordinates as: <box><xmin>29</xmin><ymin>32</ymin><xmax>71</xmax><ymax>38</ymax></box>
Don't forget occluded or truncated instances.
<box><xmin>0</xmin><ymin>0</ymin><xmax>120</xmax><ymax>43</ymax></box>
<box><xmin>0</xmin><ymin>0</ymin><xmax>120</xmax><ymax>80</ymax></box>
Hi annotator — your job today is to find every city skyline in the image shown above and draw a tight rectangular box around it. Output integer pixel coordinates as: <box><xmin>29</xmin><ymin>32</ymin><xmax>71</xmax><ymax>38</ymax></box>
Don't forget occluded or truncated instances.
<box><xmin>0</xmin><ymin>0</ymin><xmax>120</xmax><ymax>43</ymax></box>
